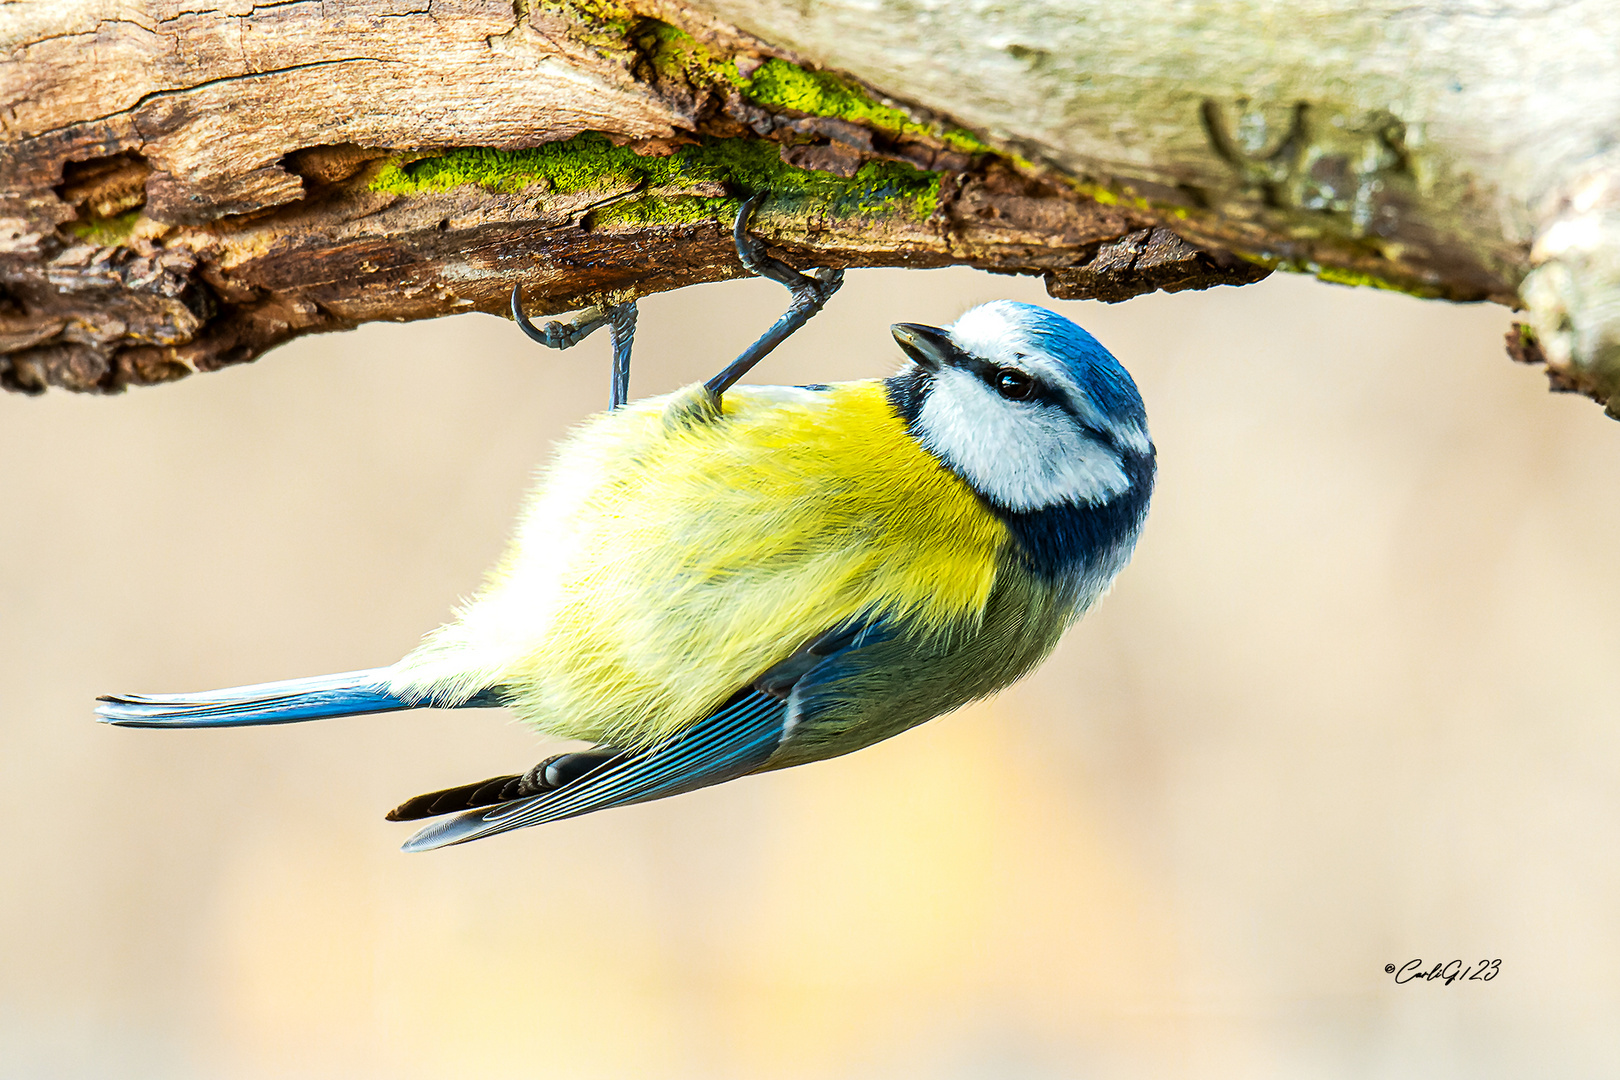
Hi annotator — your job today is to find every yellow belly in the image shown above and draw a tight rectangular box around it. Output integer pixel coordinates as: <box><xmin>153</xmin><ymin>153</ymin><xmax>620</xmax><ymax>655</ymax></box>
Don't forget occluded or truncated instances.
<box><xmin>391</xmin><ymin>381</ymin><xmax>1010</xmax><ymax>749</ymax></box>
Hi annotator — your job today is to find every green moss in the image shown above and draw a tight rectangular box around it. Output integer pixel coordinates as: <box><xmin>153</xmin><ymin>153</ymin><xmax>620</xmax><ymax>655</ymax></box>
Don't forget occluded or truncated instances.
<box><xmin>534</xmin><ymin>11</ymin><xmax>1000</xmax><ymax>165</ymax></box>
<box><xmin>68</xmin><ymin>209</ymin><xmax>140</xmax><ymax>247</ymax></box>
<box><xmin>554</xmin><ymin>0</ymin><xmax>634</xmax><ymax>22</ymax></box>
<box><xmin>536</xmin><ymin>0</ymin><xmax>637</xmax><ymax>48</ymax></box>
<box><xmin>1070</xmin><ymin>182</ymin><xmax>1121</xmax><ymax>207</ymax></box>
<box><xmin>637</xmin><ymin>21</ymin><xmax>749</xmax><ymax>90</ymax></box>
<box><xmin>1310</xmin><ymin>263</ymin><xmax>1441</xmax><ymax>296</ymax></box>
<box><xmin>939</xmin><ymin>128</ymin><xmax>997</xmax><ymax>156</ymax></box>
<box><xmin>741</xmin><ymin>59</ymin><xmax>991</xmax><ymax>156</ymax></box>
<box><xmin>1234</xmin><ymin>254</ymin><xmax>1442</xmax><ymax>298</ymax></box>
<box><xmin>629</xmin><ymin>26</ymin><xmax>996</xmax><ymax>157</ymax></box>
<box><xmin>373</xmin><ymin>12</ymin><xmax>994</xmax><ymax>228</ymax></box>
<box><xmin>745</xmin><ymin>61</ymin><xmax>918</xmax><ymax>133</ymax></box>
<box><xmin>370</xmin><ymin>132</ymin><xmax>939</xmax><ymax>225</ymax></box>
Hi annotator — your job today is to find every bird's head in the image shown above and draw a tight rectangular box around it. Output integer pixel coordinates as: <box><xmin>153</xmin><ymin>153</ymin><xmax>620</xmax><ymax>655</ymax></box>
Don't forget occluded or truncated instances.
<box><xmin>890</xmin><ymin>300</ymin><xmax>1153</xmax><ymax>515</ymax></box>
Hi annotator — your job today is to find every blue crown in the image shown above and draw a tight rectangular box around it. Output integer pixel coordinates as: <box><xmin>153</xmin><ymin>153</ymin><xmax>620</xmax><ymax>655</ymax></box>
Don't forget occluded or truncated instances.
<box><xmin>995</xmin><ymin>302</ymin><xmax>1145</xmax><ymax>425</ymax></box>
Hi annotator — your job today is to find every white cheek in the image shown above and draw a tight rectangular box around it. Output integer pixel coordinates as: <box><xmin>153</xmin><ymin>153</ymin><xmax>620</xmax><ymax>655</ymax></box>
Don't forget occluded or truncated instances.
<box><xmin>915</xmin><ymin>370</ymin><xmax>1130</xmax><ymax>511</ymax></box>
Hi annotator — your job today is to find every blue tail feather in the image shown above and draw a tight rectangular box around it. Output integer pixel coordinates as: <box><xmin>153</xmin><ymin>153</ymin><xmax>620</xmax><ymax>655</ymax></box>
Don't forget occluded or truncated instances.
<box><xmin>95</xmin><ymin>668</ymin><xmax>505</xmax><ymax>728</ymax></box>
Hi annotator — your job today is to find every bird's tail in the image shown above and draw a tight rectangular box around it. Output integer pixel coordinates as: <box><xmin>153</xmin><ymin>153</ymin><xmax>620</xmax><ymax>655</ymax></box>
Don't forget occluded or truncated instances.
<box><xmin>96</xmin><ymin>668</ymin><xmax>504</xmax><ymax>728</ymax></box>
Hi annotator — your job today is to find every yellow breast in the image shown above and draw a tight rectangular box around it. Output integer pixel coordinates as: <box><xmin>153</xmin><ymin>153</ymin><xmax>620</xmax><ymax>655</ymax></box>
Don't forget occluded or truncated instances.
<box><xmin>391</xmin><ymin>380</ymin><xmax>1010</xmax><ymax>749</ymax></box>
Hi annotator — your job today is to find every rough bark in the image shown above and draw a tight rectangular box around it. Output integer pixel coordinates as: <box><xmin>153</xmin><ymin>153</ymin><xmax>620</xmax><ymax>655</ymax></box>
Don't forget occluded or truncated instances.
<box><xmin>2</xmin><ymin>1</ymin><xmax>1613</xmax><ymax>413</ymax></box>
<box><xmin>699</xmin><ymin>0</ymin><xmax>1620</xmax><ymax>413</ymax></box>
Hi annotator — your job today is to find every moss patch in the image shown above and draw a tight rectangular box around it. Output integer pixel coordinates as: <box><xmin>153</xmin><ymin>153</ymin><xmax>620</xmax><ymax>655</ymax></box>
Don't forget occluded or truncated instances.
<box><xmin>68</xmin><ymin>209</ymin><xmax>141</xmax><ymax>247</ymax></box>
<box><xmin>636</xmin><ymin>20</ymin><xmax>750</xmax><ymax>91</ymax></box>
<box><xmin>371</xmin><ymin>132</ymin><xmax>940</xmax><ymax>226</ymax></box>
<box><xmin>626</xmin><ymin>18</ymin><xmax>994</xmax><ymax>157</ymax></box>
<box><xmin>537</xmin><ymin>0</ymin><xmax>638</xmax><ymax>52</ymax></box>
<box><xmin>1309</xmin><ymin>263</ymin><xmax>1442</xmax><ymax>297</ymax></box>
<box><xmin>742</xmin><ymin>60</ymin><xmax>989</xmax><ymax>156</ymax></box>
<box><xmin>1234</xmin><ymin>252</ymin><xmax>1442</xmax><ymax>298</ymax></box>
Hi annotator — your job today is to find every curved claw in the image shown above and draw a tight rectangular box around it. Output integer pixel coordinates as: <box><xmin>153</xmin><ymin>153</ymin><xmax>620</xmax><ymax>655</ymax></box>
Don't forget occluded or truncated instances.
<box><xmin>733</xmin><ymin>194</ymin><xmax>804</xmax><ymax>287</ymax></box>
<box><xmin>733</xmin><ymin>194</ymin><xmax>839</xmax><ymax>293</ymax></box>
<box><xmin>704</xmin><ymin>196</ymin><xmax>845</xmax><ymax>398</ymax></box>
<box><xmin>510</xmin><ymin>284</ymin><xmax>609</xmax><ymax>350</ymax></box>
<box><xmin>510</xmin><ymin>284</ymin><xmax>638</xmax><ymax>409</ymax></box>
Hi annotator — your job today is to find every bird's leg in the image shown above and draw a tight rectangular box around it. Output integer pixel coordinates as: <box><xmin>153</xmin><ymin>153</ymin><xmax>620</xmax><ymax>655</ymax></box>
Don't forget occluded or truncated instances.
<box><xmin>509</xmin><ymin>284</ymin><xmax>639</xmax><ymax>409</ymax></box>
<box><xmin>703</xmin><ymin>194</ymin><xmax>846</xmax><ymax>399</ymax></box>
<box><xmin>605</xmin><ymin>300</ymin><xmax>636</xmax><ymax>410</ymax></box>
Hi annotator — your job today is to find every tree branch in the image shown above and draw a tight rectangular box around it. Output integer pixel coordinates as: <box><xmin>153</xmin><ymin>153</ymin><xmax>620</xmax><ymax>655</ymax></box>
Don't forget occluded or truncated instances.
<box><xmin>4</xmin><ymin>0</ymin><xmax>1610</xmax><ymax>414</ymax></box>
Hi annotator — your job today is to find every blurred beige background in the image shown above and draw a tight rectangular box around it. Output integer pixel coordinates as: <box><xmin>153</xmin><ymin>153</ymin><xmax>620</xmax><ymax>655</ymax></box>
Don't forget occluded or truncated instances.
<box><xmin>3</xmin><ymin>267</ymin><xmax>1617</xmax><ymax>1079</ymax></box>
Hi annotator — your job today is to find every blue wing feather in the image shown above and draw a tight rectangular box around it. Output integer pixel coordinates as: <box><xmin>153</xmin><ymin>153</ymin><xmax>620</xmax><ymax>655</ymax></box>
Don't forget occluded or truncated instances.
<box><xmin>402</xmin><ymin>688</ymin><xmax>787</xmax><ymax>851</ymax></box>
<box><xmin>400</xmin><ymin>615</ymin><xmax>900</xmax><ymax>850</ymax></box>
<box><xmin>788</xmin><ymin>616</ymin><xmax>898</xmax><ymax>705</ymax></box>
<box><xmin>98</xmin><ymin>616</ymin><xmax>887</xmax><ymax>847</ymax></box>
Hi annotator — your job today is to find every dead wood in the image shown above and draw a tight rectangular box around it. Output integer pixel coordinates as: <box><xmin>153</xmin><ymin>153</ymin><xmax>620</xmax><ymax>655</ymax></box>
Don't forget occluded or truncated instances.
<box><xmin>0</xmin><ymin>0</ymin><xmax>1276</xmax><ymax>393</ymax></box>
<box><xmin>12</xmin><ymin>0</ymin><xmax>1585</xmax><ymax>398</ymax></box>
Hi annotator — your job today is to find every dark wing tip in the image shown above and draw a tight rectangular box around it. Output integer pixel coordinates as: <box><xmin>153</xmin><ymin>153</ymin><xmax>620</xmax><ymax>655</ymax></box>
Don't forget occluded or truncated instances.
<box><xmin>385</xmin><ymin>773</ymin><xmax>526</xmax><ymax>822</ymax></box>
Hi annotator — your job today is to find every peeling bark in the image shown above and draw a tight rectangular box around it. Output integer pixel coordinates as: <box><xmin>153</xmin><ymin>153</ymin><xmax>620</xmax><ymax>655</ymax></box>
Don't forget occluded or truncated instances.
<box><xmin>2</xmin><ymin>0</ymin><xmax>1273</xmax><ymax>393</ymax></box>
<box><xmin>3</xmin><ymin>0</ymin><xmax>1611</xmax><ymax>412</ymax></box>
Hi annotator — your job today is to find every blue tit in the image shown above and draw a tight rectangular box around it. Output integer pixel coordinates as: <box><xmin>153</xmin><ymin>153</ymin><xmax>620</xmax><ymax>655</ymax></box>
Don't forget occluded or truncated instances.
<box><xmin>98</xmin><ymin>215</ymin><xmax>1153</xmax><ymax>852</ymax></box>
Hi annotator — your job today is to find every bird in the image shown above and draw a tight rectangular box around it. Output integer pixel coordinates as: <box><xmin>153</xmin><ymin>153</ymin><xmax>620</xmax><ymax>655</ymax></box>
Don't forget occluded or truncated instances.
<box><xmin>97</xmin><ymin>207</ymin><xmax>1155</xmax><ymax>853</ymax></box>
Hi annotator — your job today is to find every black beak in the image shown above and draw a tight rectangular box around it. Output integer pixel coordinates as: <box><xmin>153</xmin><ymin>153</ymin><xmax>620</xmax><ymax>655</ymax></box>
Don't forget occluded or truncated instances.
<box><xmin>891</xmin><ymin>323</ymin><xmax>953</xmax><ymax>371</ymax></box>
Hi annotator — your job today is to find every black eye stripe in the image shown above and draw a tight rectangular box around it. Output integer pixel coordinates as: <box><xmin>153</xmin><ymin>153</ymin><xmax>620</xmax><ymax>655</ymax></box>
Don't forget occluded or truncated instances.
<box><xmin>956</xmin><ymin>356</ymin><xmax>1018</xmax><ymax>386</ymax></box>
<box><xmin>947</xmin><ymin>352</ymin><xmax>1126</xmax><ymax>449</ymax></box>
<box><xmin>954</xmin><ymin>356</ymin><xmax>1067</xmax><ymax>408</ymax></box>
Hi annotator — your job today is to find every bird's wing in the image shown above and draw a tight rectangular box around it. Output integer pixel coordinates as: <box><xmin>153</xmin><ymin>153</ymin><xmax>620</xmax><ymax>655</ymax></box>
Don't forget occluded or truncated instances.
<box><xmin>399</xmin><ymin>614</ymin><xmax>898</xmax><ymax>851</ymax></box>
<box><xmin>400</xmin><ymin>685</ymin><xmax>789</xmax><ymax>851</ymax></box>
<box><xmin>752</xmin><ymin>614</ymin><xmax>898</xmax><ymax>696</ymax></box>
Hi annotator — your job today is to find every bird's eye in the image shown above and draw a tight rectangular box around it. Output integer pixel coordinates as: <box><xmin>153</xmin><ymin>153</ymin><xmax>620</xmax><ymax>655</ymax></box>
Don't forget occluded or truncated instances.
<box><xmin>995</xmin><ymin>368</ymin><xmax>1035</xmax><ymax>401</ymax></box>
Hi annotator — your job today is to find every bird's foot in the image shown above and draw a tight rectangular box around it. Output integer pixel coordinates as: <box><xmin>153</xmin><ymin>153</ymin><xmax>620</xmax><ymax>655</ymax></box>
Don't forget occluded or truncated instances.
<box><xmin>509</xmin><ymin>285</ymin><xmax>638</xmax><ymax>409</ymax></box>
<box><xmin>704</xmin><ymin>194</ymin><xmax>845</xmax><ymax>398</ymax></box>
